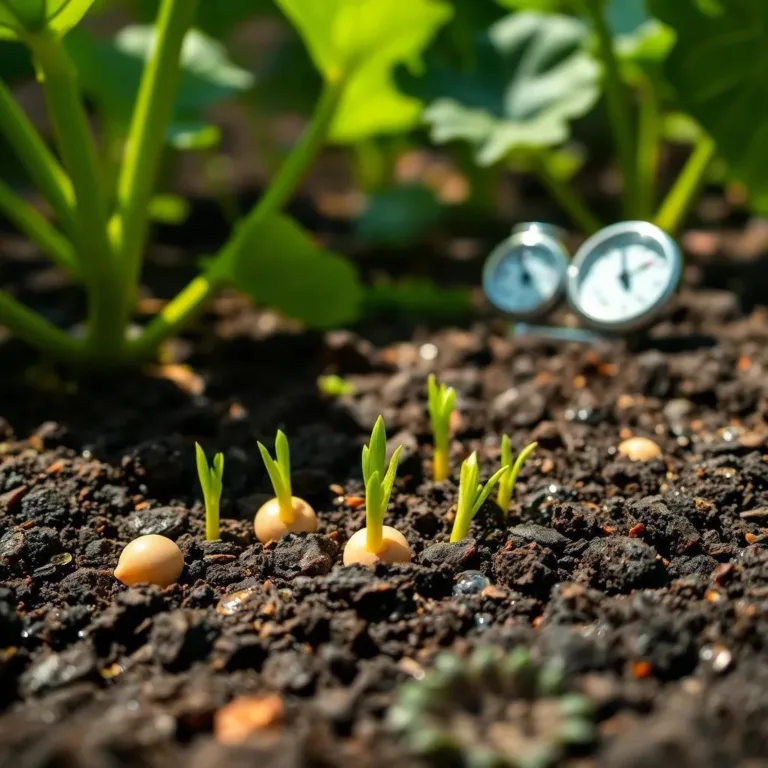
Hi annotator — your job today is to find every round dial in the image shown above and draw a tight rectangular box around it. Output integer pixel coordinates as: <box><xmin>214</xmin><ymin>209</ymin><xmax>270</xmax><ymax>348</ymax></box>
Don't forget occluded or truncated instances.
<box><xmin>483</xmin><ymin>227</ymin><xmax>568</xmax><ymax>320</ymax></box>
<box><xmin>566</xmin><ymin>221</ymin><xmax>682</xmax><ymax>333</ymax></box>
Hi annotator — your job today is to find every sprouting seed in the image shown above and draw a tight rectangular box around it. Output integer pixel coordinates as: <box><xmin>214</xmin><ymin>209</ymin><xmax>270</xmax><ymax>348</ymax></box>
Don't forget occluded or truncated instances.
<box><xmin>427</xmin><ymin>374</ymin><xmax>456</xmax><ymax>482</ymax></box>
<box><xmin>254</xmin><ymin>430</ymin><xmax>317</xmax><ymax>543</ymax></box>
<box><xmin>496</xmin><ymin>437</ymin><xmax>537</xmax><ymax>519</ymax></box>
<box><xmin>343</xmin><ymin>416</ymin><xmax>411</xmax><ymax>566</ymax></box>
<box><xmin>196</xmin><ymin>443</ymin><xmax>225</xmax><ymax>542</ymax></box>
<box><xmin>450</xmin><ymin>452</ymin><xmax>508</xmax><ymax>543</ymax></box>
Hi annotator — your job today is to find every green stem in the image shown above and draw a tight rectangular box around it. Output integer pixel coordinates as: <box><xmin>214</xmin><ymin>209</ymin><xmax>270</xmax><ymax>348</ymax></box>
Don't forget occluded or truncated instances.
<box><xmin>583</xmin><ymin>0</ymin><xmax>638</xmax><ymax>217</ymax></box>
<box><xmin>0</xmin><ymin>78</ymin><xmax>76</xmax><ymax>235</ymax></box>
<box><xmin>111</xmin><ymin>0</ymin><xmax>200</xmax><ymax>320</ymax></box>
<box><xmin>30</xmin><ymin>31</ymin><xmax>124</xmax><ymax>358</ymax></box>
<box><xmin>0</xmin><ymin>180</ymin><xmax>79</xmax><ymax>276</ymax></box>
<box><xmin>532</xmin><ymin>156</ymin><xmax>603</xmax><ymax>234</ymax></box>
<box><xmin>654</xmin><ymin>135</ymin><xmax>716</xmax><ymax>236</ymax></box>
<box><xmin>636</xmin><ymin>76</ymin><xmax>661</xmax><ymax>220</ymax></box>
<box><xmin>0</xmin><ymin>290</ymin><xmax>86</xmax><ymax>361</ymax></box>
<box><xmin>125</xmin><ymin>77</ymin><xmax>347</xmax><ymax>362</ymax></box>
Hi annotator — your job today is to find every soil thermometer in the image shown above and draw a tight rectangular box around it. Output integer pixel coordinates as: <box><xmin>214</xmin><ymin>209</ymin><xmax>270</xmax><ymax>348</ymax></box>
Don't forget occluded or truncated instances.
<box><xmin>483</xmin><ymin>221</ymin><xmax>682</xmax><ymax>342</ymax></box>
<box><xmin>482</xmin><ymin>223</ymin><xmax>569</xmax><ymax>321</ymax></box>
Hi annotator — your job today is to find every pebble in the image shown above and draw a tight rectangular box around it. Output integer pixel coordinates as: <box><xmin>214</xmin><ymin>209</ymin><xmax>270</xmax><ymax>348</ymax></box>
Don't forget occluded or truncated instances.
<box><xmin>618</xmin><ymin>436</ymin><xmax>662</xmax><ymax>461</ymax></box>
<box><xmin>453</xmin><ymin>570</ymin><xmax>490</xmax><ymax>596</ymax></box>
<box><xmin>216</xmin><ymin>587</ymin><xmax>258</xmax><ymax>616</ymax></box>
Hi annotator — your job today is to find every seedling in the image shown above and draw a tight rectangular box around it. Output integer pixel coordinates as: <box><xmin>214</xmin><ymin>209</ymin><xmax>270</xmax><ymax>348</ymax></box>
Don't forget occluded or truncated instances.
<box><xmin>254</xmin><ymin>430</ymin><xmax>317</xmax><ymax>543</ymax></box>
<box><xmin>195</xmin><ymin>443</ymin><xmax>224</xmax><ymax>541</ymax></box>
<box><xmin>496</xmin><ymin>437</ymin><xmax>537</xmax><ymax>519</ymax></box>
<box><xmin>427</xmin><ymin>374</ymin><xmax>456</xmax><ymax>482</ymax></box>
<box><xmin>317</xmin><ymin>374</ymin><xmax>356</xmax><ymax>398</ymax></box>
<box><xmin>114</xmin><ymin>534</ymin><xmax>184</xmax><ymax>588</ymax></box>
<box><xmin>343</xmin><ymin>416</ymin><xmax>411</xmax><ymax>566</ymax></box>
<box><xmin>450</xmin><ymin>452</ymin><xmax>508</xmax><ymax>543</ymax></box>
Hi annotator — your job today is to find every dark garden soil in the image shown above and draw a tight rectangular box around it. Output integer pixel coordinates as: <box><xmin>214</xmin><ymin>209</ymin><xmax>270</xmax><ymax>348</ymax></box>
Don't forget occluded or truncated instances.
<box><xmin>3</xmin><ymin>211</ymin><xmax>768</xmax><ymax>768</ymax></box>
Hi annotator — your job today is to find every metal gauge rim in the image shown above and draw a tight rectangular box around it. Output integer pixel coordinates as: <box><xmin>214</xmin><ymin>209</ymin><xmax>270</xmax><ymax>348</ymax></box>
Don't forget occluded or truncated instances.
<box><xmin>565</xmin><ymin>220</ymin><xmax>683</xmax><ymax>334</ymax></box>
<box><xmin>482</xmin><ymin>227</ymin><xmax>569</xmax><ymax>321</ymax></box>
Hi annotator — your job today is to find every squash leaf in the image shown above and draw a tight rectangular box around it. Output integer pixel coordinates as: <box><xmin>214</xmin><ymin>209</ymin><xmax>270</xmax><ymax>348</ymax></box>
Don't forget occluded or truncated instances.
<box><xmin>648</xmin><ymin>0</ymin><xmax>768</xmax><ymax>207</ymax></box>
<box><xmin>229</xmin><ymin>212</ymin><xmax>363</xmax><ymax>328</ymax></box>
<box><xmin>401</xmin><ymin>12</ymin><xmax>600</xmax><ymax>166</ymax></box>
<box><xmin>274</xmin><ymin>0</ymin><xmax>453</xmax><ymax>142</ymax></box>
<box><xmin>65</xmin><ymin>25</ymin><xmax>253</xmax><ymax>149</ymax></box>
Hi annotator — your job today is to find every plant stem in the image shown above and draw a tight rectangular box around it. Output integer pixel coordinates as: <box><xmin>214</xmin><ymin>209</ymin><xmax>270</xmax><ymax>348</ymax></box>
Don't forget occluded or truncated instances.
<box><xmin>0</xmin><ymin>290</ymin><xmax>85</xmax><ymax>360</ymax></box>
<box><xmin>111</xmin><ymin>0</ymin><xmax>200</xmax><ymax>319</ymax></box>
<box><xmin>0</xmin><ymin>78</ymin><xmax>76</xmax><ymax>235</ymax></box>
<box><xmin>206</xmin><ymin>502</ymin><xmax>220</xmax><ymax>541</ymax></box>
<box><xmin>0</xmin><ymin>180</ymin><xmax>79</xmax><ymax>276</ymax></box>
<box><xmin>654</xmin><ymin>135</ymin><xmax>716</xmax><ymax>236</ymax></box>
<box><xmin>30</xmin><ymin>31</ymin><xmax>124</xmax><ymax>358</ymax></box>
<box><xmin>125</xmin><ymin>77</ymin><xmax>347</xmax><ymax>362</ymax></box>
<box><xmin>582</xmin><ymin>0</ymin><xmax>638</xmax><ymax>217</ymax></box>
<box><xmin>433</xmin><ymin>448</ymin><xmax>449</xmax><ymax>482</ymax></box>
<box><xmin>636</xmin><ymin>76</ymin><xmax>661</xmax><ymax>220</ymax></box>
<box><xmin>532</xmin><ymin>155</ymin><xmax>603</xmax><ymax>234</ymax></box>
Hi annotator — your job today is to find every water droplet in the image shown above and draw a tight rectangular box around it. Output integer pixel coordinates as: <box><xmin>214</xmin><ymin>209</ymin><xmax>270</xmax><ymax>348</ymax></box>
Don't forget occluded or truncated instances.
<box><xmin>700</xmin><ymin>644</ymin><xmax>732</xmax><ymax>673</ymax></box>
<box><xmin>453</xmin><ymin>570</ymin><xmax>490</xmax><ymax>596</ymax></box>
<box><xmin>216</xmin><ymin>587</ymin><xmax>257</xmax><ymax>616</ymax></box>
<box><xmin>474</xmin><ymin>613</ymin><xmax>492</xmax><ymax>630</ymax></box>
<box><xmin>50</xmin><ymin>553</ymin><xmax>72</xmax><ymax>566</ymax></box>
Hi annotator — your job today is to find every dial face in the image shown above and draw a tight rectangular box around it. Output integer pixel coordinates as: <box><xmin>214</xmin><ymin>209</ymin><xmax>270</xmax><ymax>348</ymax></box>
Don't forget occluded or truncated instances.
<box><xmin>483</xmin><ymin>233</ymin><xmax>568</xmax><ymax>319</ymax></box>
<box><xmin>567</xmin><ymin>222</ymin><xmax>682</xmax><ymax>332</ymax></box>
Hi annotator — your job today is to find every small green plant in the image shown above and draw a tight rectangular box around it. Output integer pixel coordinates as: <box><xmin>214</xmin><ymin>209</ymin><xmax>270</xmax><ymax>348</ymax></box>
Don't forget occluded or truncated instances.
<box><xmin>387</xmin><ymin>647</ymin><xmax>596</xmax><ymax>767</ymax></box>
<box><xmin>195</xmin><ymin>443</ymin><xmax>224</xmax><ymax>541</ymax></box>
<box><xmin>450</xmin><ymin>452</ymin><xmax>508</xmax><ymax>543</ymax></box>
<box><xmin>427</xmin><ymin>374</ymin><xmax>456</xmax><ymax>482</ymax></box>
<box><xmin>254</xmin><ymin>430</ymin><xmax>317</xmax><ymax>542</ymax></box>
<box><xmin>343</xmin><ymin>416</ymin><xmax>410</xmax><ymax>565</ymax></box>
<box><xmin>497</xmin><ymin>437</ymin><xmax>537</xmax><ymax>519</ymax></box>
<box><xmin>317</xmin><ymin>374</ymin><xmax>356</xmax><ymax>398</ymax></box>
<box><xmin>0</xmin><ymin>0</ymin><xmax>453</xmax><ymax>365</ymax></box>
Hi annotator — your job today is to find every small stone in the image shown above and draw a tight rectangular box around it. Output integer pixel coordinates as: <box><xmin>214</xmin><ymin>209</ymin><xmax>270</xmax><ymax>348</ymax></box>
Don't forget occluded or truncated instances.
<box><xmin>216</xmin><ymin>588</ymin><xmax>259</xmax><ymax>616</ymax></box>
<box><xmin>127</xmin><ymin>506</ymin><xmax>187</xmax><ymax>538</ymax></box>
<box><xmin>618</xmin><ymin>437</ymin><xmax>662</xmax><ymax>461</ymax></box>
<box><xmin>0</xmin><ymin>530</ymin><xmax>24</xmax><ymax>560</ymax></box>
<box><xmin>453</xmin><ymin>570</ymin><xmax>490</xmax><ymax>596</ymax></box>
<box><xmin>214</xmin><ymin>695</ymin><xmax>284</xmax><ymax>744</ymax></box>
<box><xmin>509</xmin><ymin>524</ymin><xmax>568</xmax><ymax>551</ymax></box>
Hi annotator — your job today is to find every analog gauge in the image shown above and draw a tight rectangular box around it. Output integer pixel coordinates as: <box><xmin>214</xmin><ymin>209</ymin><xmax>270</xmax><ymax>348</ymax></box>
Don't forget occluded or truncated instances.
<box><xmin>566</xmin><ymin>221</ymin><xmax>682</xmax><ymax>333</ymax></box>
<box><xmin>482</xmin><ymin>224</ymin><xmax>568</xmax><ymax>321</ymax></box>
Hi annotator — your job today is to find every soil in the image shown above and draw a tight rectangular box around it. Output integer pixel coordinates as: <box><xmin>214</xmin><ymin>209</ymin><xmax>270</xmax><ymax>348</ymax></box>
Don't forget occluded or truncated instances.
<box><xmin>3</xmin><ymin>204</ymin><xmax>768</xmax><ymax>767</ymax></box>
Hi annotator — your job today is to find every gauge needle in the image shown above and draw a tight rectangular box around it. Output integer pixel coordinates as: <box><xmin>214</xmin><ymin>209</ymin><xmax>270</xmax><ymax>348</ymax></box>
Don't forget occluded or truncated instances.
<box><xmin>631</xmin><ymin>259</ymin><xmax>655</xmax><ymax>276</ymax></box>
<box><xmin>618</xmin><ymin>249</ymin><xmax>631</xmax><ymax>291</ymax></box>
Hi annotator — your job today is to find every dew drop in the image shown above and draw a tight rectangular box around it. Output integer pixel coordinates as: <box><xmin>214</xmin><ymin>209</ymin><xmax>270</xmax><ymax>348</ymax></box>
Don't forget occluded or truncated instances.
<box><xmin>216</xmin><ymin>587</ymin><xmax>257</xmax><ymax>616</ymax></box>
<box><xmin>453</xmin><ymin>570</ymin><xmax>490</xmax><ymax>596</ymax></box>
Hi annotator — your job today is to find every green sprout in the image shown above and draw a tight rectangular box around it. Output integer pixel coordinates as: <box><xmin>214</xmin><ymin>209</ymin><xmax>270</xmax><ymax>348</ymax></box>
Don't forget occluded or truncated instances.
<box><xmin>450</xmin><ymin>452</ymin><xmax>508</xmax><ymax>543</ymax></box>
<box><xmin>362</xmin><ymin>416</ymin><xmax>403</xmax><ymax>554</ymax></box>
<box><xmin>497</xmin><ymin>437</ymin><xmax>538</xmax><ymax>519</ymax></box>
<box><xmin>257</xmin><ymin>430</ymin><xmax>295</xmax><ymax>525</ymax></box>
<box><xmin>427</xmin><ymin>374</ymin><xmax>456</xmax><ymax>482</ymax></box>
<box><xmin>317</xmin><ymin>374</ymin><xmax>356</xmax><ymax>398</ymax></box>
<box><xmin>195</xmin><ymin>443</ymin><xmax>224</xmax><ymax>541</ymax></box>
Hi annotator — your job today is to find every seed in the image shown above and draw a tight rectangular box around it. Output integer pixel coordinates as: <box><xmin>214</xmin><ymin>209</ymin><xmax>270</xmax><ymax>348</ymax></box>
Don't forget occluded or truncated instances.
<box><xmin>618</xmin><ymin>436</ymin><xmax>662</xmax><ymax>461</ymax></box>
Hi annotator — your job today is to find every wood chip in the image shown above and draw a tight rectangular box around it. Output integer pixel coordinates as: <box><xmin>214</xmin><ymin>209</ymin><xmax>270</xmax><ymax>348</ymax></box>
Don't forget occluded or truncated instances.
<box><xmin>214</xmin><ymin>695</ymin><xmax>284</xmax><ymax>744</ymax></box>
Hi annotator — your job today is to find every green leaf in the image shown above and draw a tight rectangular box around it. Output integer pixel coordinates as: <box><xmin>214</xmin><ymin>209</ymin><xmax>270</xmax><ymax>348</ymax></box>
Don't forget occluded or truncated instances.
<box><xmin>195</xmin><ymin>442</ymin><xmax>211</xmax><ymax>498</ymax></box>
<box><xmin>149</xmin><ymin>194</ymin><xmax>190</xmax><ymax>225</ymax></box>
<box><xmin>64</xmin><ymin>25</ymin><xmax>253</xmax><ymax>146</ymax></box>
<box><xmin>648</xmin><ymin>0</ymin><xmax>768</xmax><ymax>205</ymax></box>
<box><xmin>275</xmin><ymin>0</ymin><xmax>453</xmax><ymax>141</ymax></box>
<box><xmin>402</xmin><ymin>12</ymin><xmax>600</xmax><ymax>166</ymax></box>
<box><xmin>356</xmin><ymin>185</ymin><xmax>443</xmax><ymax>248</ymax></box>
<box><xmin>229</xmin><ymin>212</ymin><xmax>362</xmax><ymax>328</ymax></box>
<box><xmin>258</xmin><ymin>442</ymin><xmax>288</xmax><ymax>503</ymax></box>
<box><xmin>369</xmin><ymin>416</ymin><xmax>387</xmax><ymax>479</ymax></box>
<box><xmin>363</xmin><ymin>278</ymin><xmax>472</xmax><ymax>318</ymax></box>
<box><xmin>275</xmin><ymin>430</ymin><xmax>291</xmax><ymax>495</ymax></box>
